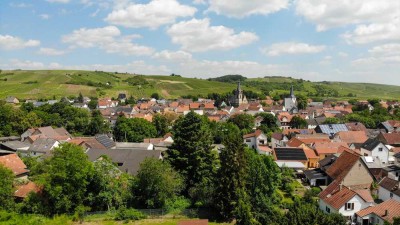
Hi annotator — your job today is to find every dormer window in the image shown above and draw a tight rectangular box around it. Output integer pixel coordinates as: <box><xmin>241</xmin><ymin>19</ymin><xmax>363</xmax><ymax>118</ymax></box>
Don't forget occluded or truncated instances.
<box><xmin>379</xmin><ymin>148</ymin><xmax>383</xmax><ymax>152</ymax></box>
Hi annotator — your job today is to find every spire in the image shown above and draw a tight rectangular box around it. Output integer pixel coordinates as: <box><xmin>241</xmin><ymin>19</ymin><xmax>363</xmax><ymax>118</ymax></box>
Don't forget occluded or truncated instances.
<box><xmin>237</xmin><ymin>80</ymin><xmax>241</xmax><ymax>91</ymax></box>
<box><xmin>290</xmin><ymin>85</ymin><xmax>295</xmax><ymax>98</ymax></box>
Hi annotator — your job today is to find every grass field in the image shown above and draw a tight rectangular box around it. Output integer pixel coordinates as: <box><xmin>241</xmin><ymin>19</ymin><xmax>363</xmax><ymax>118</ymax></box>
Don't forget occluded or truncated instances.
<box><xmin>0</xmin><ymin>70</ymin><xmax>399</xmax><ymax>100</ymax></box>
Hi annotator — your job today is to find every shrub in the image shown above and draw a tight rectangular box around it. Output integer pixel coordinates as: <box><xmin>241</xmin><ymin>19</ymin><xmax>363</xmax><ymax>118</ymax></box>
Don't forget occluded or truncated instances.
<box><xmin>115</xmin><ymin>207</ymin><xmax>146</xmax><ymax>221</ymax></box>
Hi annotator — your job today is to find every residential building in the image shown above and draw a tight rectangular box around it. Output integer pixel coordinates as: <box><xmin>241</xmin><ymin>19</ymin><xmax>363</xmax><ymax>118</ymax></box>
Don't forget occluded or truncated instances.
<box><xmin>360</xmin><ymin>139</ymin><xmax>390</xmax><ymax>164</ymax></box>
<box><xmin>243</xmin><ymin>130</ymin><xmax>270</xmax><ymax>155</ymax></box>
<box><xmin>378</xmin><ymin>177</ymin><xmax>400</xmax><ymax>202</ymax></box>
<box><xmin>356</xmin><ymin>199</ymin><xmax>400</xmax><ymax>225</ymax></box>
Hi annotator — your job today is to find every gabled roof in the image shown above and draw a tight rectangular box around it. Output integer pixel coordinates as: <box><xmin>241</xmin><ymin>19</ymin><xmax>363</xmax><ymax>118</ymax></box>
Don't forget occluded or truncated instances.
<box><xmin>0</xmin><ymin>153</ymin><xmax>29</xmax><ymax>176</ymax></box>
<box><xmin>86</xmin><ymin>148</ymin><xmax>162</xmax><ymax>175</ymax></box>
<box><xmin>326</xmin><ymin>149</ymin><xmax>360</xmax><ymax>181</ymax></box>
<box><xmin>314</xmin><ymin>142</ymin><xmax>348</xmax><ymax>155</ymax></box>
<box><xmin>361</xmin><ymin>138</ymin><xmax>382</xmax><ymax>151</ymax></box>
<box><xmin>95</xmin><ymin>134</ymin><xmax>115</xmax><ymax>149</ymax></box>
<box><xmin>379</xmin><ymin>177</ymin><xmax>400</xmax><ymax>197</ymax></box>
<box><xmin>319</xmin><ymin>181</ymin><xmax>373</xmax><ymax>210</ymax></box>
<box><xmin>345</xmin><ymin>122</ymin><xmax>367</xmax><ymax>132</ymax></box>
<box><xmin>379</xmin><ymin>133</ymin><xmax>400</xmax><ymax>145</ymax></box>
<box><xmin>243</xmin><ymin>130</ymin><xmax>264</xmax><ymax>139</ymax></box>
<box><xmin>356</xmin><ymin>199</ymin><xmax>400</xmax><ymax>223</ymax></box>
<box><xmin>28</xmin><ymin>138</ymin><xmax>58</xmax><ymax>153</ymax></box>
<box><xmin>14</xmin><ymin>181</ymin><xmax>40</xmax><ymax>198</ymax></box>
<box><xmin>316</xmin><ymin>124</ymin><xmax>349</xmax><ymax>135</ymax></box>
<box><xmin>274</xmin><ymin>147</ymin><xmax>307</xmax><ymax>161</ymax></box>
<box><xmin>334</xmin><ymin>131</ymin><xmax>368</xmax><ymax>144</ymax></box>
<box><xmin>271</xmin><ymin>132</ymin><xmax>284</xmax><ymax>141</ymax></box>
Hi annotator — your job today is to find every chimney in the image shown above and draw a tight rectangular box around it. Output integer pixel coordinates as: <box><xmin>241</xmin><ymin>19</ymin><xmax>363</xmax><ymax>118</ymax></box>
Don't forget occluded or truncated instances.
<box><xmin>340</xmin><ymin>182</ymin><xmax>343</xmax><ymax>190</ymax></box>
<box><xmin>384</xmin><ymin>210</ymin><xmax>388</xmax><ymax>217</ymax></box>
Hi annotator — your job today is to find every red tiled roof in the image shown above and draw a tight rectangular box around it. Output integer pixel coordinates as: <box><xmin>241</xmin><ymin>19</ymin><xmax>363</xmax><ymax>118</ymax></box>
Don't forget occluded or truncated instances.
<box><xmin>314</xmin><ymin>142</ymin><xmax>348</xmax><ymax>155</ymax></box>
<box><xmin>0</xmin><ymin>154</ymin><xmax>29</xmax><ymax>176</ymax></box>
<box><xmin>356</xmin><ymin>199</ymin><xmax>400</xmax><ymax>223</ymax></box>
<box><xmin>354</xmin><ymin>189</ymin><xmax>374</xmax><ymax>203</ymax></box>
<box><xmin>14</xmin><ymin>181</ymin><xmax>40</xmax><ymax>198</ymax></box>
<box><xmin>321</xmin><ymin>185</ymin><xmax>357</xmax><ymax>210</ymax></box>
<box><xmin>326</xmin><ymin>149</ymin><xmax>360</xmax><ymax>181</ymax></box>
<box><xmin>243</xmin><ymin>130</ymin><xmax>263</xmax><ymax>139</ymax></box>
<box><xmin>303</xmin><ymin>146</ymin><xmax>319</xmax><ymax>159</ymax></box>
<box><xmin>258</xmin><ymin>145</ymin><xmax>272</xmax><ymax>153</ymax></box>
<box><xmin>203</xmin><ymin>103</ymin><xmax>215</xmax><ymax>109</ymax></box>
<box><xmin>380</xmin><ymin>133</ymin><xmax>400</xmax><ymax>145</ymax></box>
<box><xmin>189</xmin><ymin>103</ymin><xmax>200</xmax><ymax>109</ymax></box>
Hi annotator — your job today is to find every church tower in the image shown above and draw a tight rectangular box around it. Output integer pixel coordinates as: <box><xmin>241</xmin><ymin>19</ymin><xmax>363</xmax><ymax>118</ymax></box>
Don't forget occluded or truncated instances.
<box><xmin>230</xmin><ymin>81</ymin><xmax>248</xmax><ymax>107</ymax></box>
<box><xmin>284</xmin><ymin>85</ymin><xmax>298</xmax><ymax>114</ymax></box>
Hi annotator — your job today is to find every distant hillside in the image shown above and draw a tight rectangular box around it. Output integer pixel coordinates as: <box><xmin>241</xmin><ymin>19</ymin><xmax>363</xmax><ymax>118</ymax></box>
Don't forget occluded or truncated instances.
<box><xmin>0</xmin><ymin>70</ymin><xmax>399</xmax><ymax>100</ymax></box>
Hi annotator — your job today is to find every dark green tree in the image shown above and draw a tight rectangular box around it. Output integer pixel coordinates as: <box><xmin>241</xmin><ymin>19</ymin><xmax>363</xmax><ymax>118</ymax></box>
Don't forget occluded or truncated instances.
<box><xmin>88</xmin><ymin>100</ymin><xmax>98</xmax><ymax>110</ymax></box>
<box><xmin>152</xmin><ymin>114</ymin><xmax>169</xmax><ymax>137</ymax></box>
<box><xmin>228</xmin><ymin>113</ymin><xmax>255</xmax><ymax>133</ymax></box>
<box><xmin>323</xmin><ymin>117</ymin><xmax>341</xmax><ymax>124</ymax></box>
<box><xmin>214</xmin><ymin>125</ymin><xmax>246</xmax><ymax>221</ymax></box>
<box><xmin>0</xmin><ymin>164</ymin><xmax>14</xmax><ymax>210</ymax></box>
<box><xmin>78</xmin><ymin>92</ymin><xmax>84</xmax><ymax>103</ymax></box>
<box><xmin>290</xmin><ymin>116</ymin><xmax>307</xmax><ymax>129</ymax></box>
<box><xmin>113</xmin><ymin>116</ymin><xmax>157</xmax><ymax>142</ymax></box>
<box><xmin>38</xmin><ymin>143</ymin><xmax>94</xmax><ymax>215</ymax></box>
<box><xmin>166</xmin><ymin>111</ymin><xmax>218</xmax><ymax>204</ymax></box>
<box><xmin>86</xmin><ymin>110</ymin><xmax>110</xmax><ymax>135</ymax></box>
<box><xmin>151</xmin><ymin>93</ymin><xmax>160</xmax><ymax>100</ymax></box>
<box><xmin>134</xmin><ymin>158</ymin><xmax>183</xmax><ymax>209</ymax></box>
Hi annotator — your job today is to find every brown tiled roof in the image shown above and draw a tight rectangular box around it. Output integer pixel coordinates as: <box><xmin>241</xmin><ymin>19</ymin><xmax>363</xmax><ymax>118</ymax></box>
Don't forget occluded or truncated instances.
<box><xmin>354</xmin><ymin>189</ymin><xmax>374</xmax><ymax>203</ymax></box>
<box><xmin>14</xmin><ymin>181</ymin><xmax>40</xmax><ymax>198</ymax></box>
<box><xmin>189</xmin><ymin>103</ymin><xmax>200</xmax><ymax>109</ymax></box>
<box><xmin>356</xmin><ymin>199</ymin><xmax>400</xmax><ymax>223</ymax></box>
<box><xmin>345</xmin><ymin>122</ymin><xmax>367</xmax><ymax>132</ymax></box>
<box><xmin>68</xmin><ymin>138</ymin><xmax>107</xmax><ymax>150</ymax></box>
<box><xmin>0</xmin><ymin>154</ymin><xmax>29</xmax><ymax>176</ymax></box>
<box><xmin>335</xmin><ymin>131</ymin><xmax>368</xmax><ymax>144</ymax></box>
<box><xmin>243</xmin><ymin>130</ymin><xmax>263</xmax><ymax>139</ymax></box>
<box><xmin>286</xmin><ymin>138</ymin><xmax>305</xmax><ymax>147</ymax></box>
<box><xmin>271</xmin><ymin>133</ymin><xmax>284</xmax><ymax>141</ymax></box>
<box><xmin>379</xmin><ymin>177</ymin><xmax>400</xmax><ymax>197</ymax></box>
<box><xmin>203</xmin><ymin>103</ymin><xmax>215</xmax><ymax>109</ymax></box>
<box><xmin>326</xmin><ymin>149</ymin><xmax>360</xmax><ymax>181</ymax></box>
<box><xmin>258</xmin><ymin>145</ymin><xmax>272</xmax><ymax>153</ymax></box>
<box><xmin>379</xmin><ymin>133</ymin><xmax>400</xmax><ymax>145</ymax></box>
<box><xmin>303</xmin><ymin>146</ymin><xmax>319</xmax><ymax>159</ymax></box>
<box><xmin>321</xmin><ymin>185</ymin><xmax>357</xmax><ymax>210</ymax></box>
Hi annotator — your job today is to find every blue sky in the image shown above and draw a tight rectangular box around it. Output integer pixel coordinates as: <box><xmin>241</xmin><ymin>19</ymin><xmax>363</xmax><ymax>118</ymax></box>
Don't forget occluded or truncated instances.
<box><xmin>1</xmin><ymin>0</ymin><xmax>399</xmax><ymax>85</ymax></box>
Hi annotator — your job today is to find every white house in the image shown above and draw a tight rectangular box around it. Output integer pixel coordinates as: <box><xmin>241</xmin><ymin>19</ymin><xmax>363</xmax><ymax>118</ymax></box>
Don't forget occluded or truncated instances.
<box><xmin>378</xmin><ymin>177</ymin><xmax>400</xmax><ymax>202</ymax></box>
<box><xmin>356</xmin><ymin>199</ymin><xmax>400</xmax><ymax>225</ymax></box>
<box><xmin>243</xmin><ymin>130</ymin><xmax>271</xmax><ymax>155</ymax></box>
<box><xmin>319</xmin><ymin>182</ymin><xmax>374</xmax><ymax>221</ymax></box>
<box><xmin>361</xmin><ymin>139</ymin><xmax>390</xmax><ymax>164</ymax></box>
<box><xmin>271</xmin><ymin>133</ymin><xmax>288</xmax><ymax>148</ymax></box>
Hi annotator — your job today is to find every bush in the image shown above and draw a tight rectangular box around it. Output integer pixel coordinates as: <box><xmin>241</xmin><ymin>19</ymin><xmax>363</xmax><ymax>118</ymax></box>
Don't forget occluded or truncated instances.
<box><xmin>164</xmin><ymin>197</ymin><xmax>191</xmax><ymax>214</ymax></box>
<box><xmin>115</xmin><ymin>207</ymin><xmax>146</xmax><ymax>221</ymax></box>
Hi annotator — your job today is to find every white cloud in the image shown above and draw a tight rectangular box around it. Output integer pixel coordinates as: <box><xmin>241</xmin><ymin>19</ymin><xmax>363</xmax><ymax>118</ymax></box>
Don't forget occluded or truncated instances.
<box><xmin>38</xmin><ymin>47</ymin><xmax>66</xmax><ymax>56</ymax></box>
<box><xmin>338</xmin><ymin>52</ymin><xmax>348</xmax><ymax>58</ymax></box>
<box><xmin>105</xmin><ymin>0</ymin><xmax>196</xmax><ymax>29</ymax></box>
<box><xmin>62</xmin><ymin>26</ymin><xmax>154</xmax><ymax>55</ymax></box>
<box><xmin>47</xmin><ymin>0</ymin><xmax>70</xmax><ymax>3</ymax></box>
<box><xmin>342</xmin><ymin>18</ymin><xmax>400</xmax><ymax>44</ymax></box>
<box><xmin>153</xmin><ymin>50</ymin><xmax>192</xmax><ymax>62</ymax></box>
<box><xmin>0</xmin><ymin>35</ymin><xmax>40</xmax><ymax>50</ymax></box>
<box><xmin>167</xmin><ymin>18</ymin><xmax>258</xmax><ymax>52</ymax></box>
<box><xmin>193</xmin><ymin>0</ymin><xmax>206</xmax><ymax>5</ymax></box>
<box><xmin>9</xmin><ymin>3</ymin><xmax>32</xmax><ymax>8</ymax></box>
<box><xmin>206</xmin><ymin>0</ymin><xmax>289</xmax><ymax>18</ymax></box>
<box><xmin>295</xmin><ymin>0</ymin><xmax>400</xmax><ymax>44</ymax></box>
<box><xmin>353</xmin><ymin>43</ymin><xmax>400</xmax><ymax>64</ymax></box>
<box><xmin>262</xmin><ymin>42</ymin><xmax>325</xmax><ymax>56</ymax></box>
<box><xmin>40</xmin><ymin>14</ymin><xmax>50</xmax><ymax>20</ymax></box>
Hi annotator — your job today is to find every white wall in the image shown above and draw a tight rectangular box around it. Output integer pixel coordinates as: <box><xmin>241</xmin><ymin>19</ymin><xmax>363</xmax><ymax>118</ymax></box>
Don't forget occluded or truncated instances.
<box><xmin>378</xmin><ymin>186</ymin><xmax>400</xmax><ymax>202</ymax></box>
<box><xmin>244</xmin><ymin>137</ymin><xmax>257</xmax><ymax>149</ymax></box>
<box><xmin>361</xmin><ymin>143</ymin><xmax>389</xmax><ymax>164</ymax></box>
<box><xmin>338</xmin><ymin>195</ymin><xmax>372</xmax><ymax>218</ymax></box>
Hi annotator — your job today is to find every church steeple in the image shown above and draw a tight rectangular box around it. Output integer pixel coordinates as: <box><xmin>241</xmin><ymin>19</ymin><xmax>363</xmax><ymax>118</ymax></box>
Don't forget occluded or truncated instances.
<box><xmin>237</xmin><ymin>81</ymin><xmax>241</xmax><ymax>92</ymax></box>
<box><xmin>290</xmin><ymin>85</ymin><xmax>295</xmax><ymax>98</ymax></box>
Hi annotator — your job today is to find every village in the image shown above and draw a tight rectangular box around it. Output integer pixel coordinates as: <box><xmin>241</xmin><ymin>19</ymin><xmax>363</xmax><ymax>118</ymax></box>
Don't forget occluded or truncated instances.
<box><xmin>2</xmin><ymin>82</ymin><xmax>400</xmax><ymax>225</ymax></box>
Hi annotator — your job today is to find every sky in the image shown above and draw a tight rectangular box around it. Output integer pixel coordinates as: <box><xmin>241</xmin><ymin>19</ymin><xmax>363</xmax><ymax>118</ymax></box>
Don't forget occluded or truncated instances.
<box><xmin>0</xmin><ymin>0</ymin><xmax>399</xmax><ymax>85</ymax></box>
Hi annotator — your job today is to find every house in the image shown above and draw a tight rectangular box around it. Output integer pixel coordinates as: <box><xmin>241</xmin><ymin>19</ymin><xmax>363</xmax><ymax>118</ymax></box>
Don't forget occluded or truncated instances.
<box><xmin>28</xmin><ymin>138</ymin><xmax>60</xmax><ymax>156</ymax></box>
<box><xmin>277</xmin><ymin>112</ymin><xmax>293</xmax><ymax>129</ymax></box>
<box><xmin>0</xmin><ymin>153</ymin><xmax>29</xmax><ymax>179</ymax></box>
<box><xmin>356</xmin><ymin>199</ymin><xmax>400</xmax><ymax>225</ymax></box>
<box><xmin>273</xmin><ymin>147</ymin><xmax>308</xmax><ymax>169</ymax></box>
<box><xmin>68</xmin><ymin>137</ymin><xmax>108</xmax><ymax>150</ymax></box>
<box><xmin>115</xmin><ymin>142</ymin><xmax>154</xmax><ymax>151</ymax></box>
<box><xmin>378</xmin><ymin>120</ymin><xmax>400</xmax><ymax>133</ymax></box>
<box><xmin>360</xmin><ymin>139</ymin><xmax>390</xmax><ymax>164</ymax></box>
<box><xmin>326</xmin><ymin>149</ymin><xmax>374</xmax><ymax>188</ymax></box>
<box><xmin>86</xmin><ymin>148</ymin><xmax>163</xmax><ymax>175</ymax></box>
<box><xmin>5</xmin><ymin>96</ymin><xmax>19</xmax><ymax>104</ymax></box>
<box><xmin>382</xmin><ymin>164</ymin><xmax>400</xmax><ymax>181</ymax></box>
<box><xmin>319</xmin><ymin>181</ymin><xmax>374</xmax><ymax>221</ymax></box>
<box><xmin>333</xmin><ymin>131</ymin><xmax>368</xmax><ymax>145</ymax></box>
<box><xmin>314</xmin><ymin>142</ymin><xmax>348</xmax><ymax>160</ymax></box>
<box><xmin>306</xmin><ymin>117</ymin><xmax>326</xmax><ymax>129</ymax></box>
<box><xmin>243</xmin><ymin>130</ymin><xmax>270</xmax><ymax>155</ymax></box>
<box><xmin>377</xmin><ymin>177</ymin><xmax>400</xmax><ymax>202</ymax></box>
<box><xmin>271</xmin><ymin>133</ymin><xmax>288</xmax><ymax>148</ymax></box>
<box><xmin>315</xmin><ymin>124</ymin><xmax>349</xmax><ymax>138</ymax></box>
<box><xmin>345</xmin><ymin>122</ymin><xmax>367</xmax><ymax>132</ymax></box>
<box><xmin>21</xmin><ymin>126</ymin><xmax>72</xmax><ymax>143</ymax></box>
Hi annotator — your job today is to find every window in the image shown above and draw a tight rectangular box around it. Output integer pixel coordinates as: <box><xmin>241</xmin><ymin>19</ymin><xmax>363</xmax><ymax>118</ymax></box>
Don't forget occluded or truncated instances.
<box><xmin>326</xmin><ymin>206</ymin><xmax>330</xmax><ymax>213</ymax></box>
<box><xmin>379</xmin><ymin>147</ymin><xmax>383</xmax><ymax>152</ymax></box>
<box><xmin>396</xmin><ymin>172</ymin><xmax>399</xmax><ymax>177</ymax></box>
<box><xmin>345</xmin><ymin>203</ymin><xmax>354</xmax><ymax>211</ymax></box>
<box><xmin>259</xmin><ymin>140</ymin><xmax>265</xmax><ymax>145</ymax></box>
<box><xmin>246</xmin><ymin>139</ymin><xmax>251</xmax><ymax>143</ymax></box>
<box><xmin>390</xmin><ymin>193</ymin><xmax>394</xmax><ymax>198</ymax></box>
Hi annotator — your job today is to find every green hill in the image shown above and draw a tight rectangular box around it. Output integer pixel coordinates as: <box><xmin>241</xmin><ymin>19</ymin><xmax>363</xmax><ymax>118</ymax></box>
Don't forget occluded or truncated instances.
<box><xmin>0</xmin><ymin>70</ymin><xmax>399</xmax><ymax>100</ymax></box>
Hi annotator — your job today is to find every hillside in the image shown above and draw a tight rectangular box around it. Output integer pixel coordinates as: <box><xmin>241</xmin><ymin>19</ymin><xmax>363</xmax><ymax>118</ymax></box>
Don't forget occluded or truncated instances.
<box><xmin>0</xmin><ymin>70</ymin><xmax>399</xmax><ymax>100</ymax></box>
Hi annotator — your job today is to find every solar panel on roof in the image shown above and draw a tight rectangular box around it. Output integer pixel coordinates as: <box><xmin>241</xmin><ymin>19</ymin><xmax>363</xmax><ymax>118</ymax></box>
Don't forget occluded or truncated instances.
<box><xmin>95</xmin><ymin>135</ymin><xmax>115</xmax><ymax>149</ymax></box>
